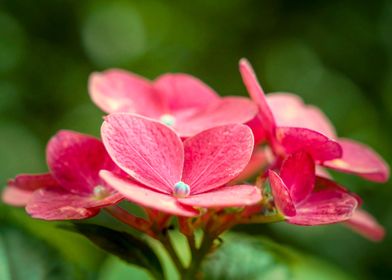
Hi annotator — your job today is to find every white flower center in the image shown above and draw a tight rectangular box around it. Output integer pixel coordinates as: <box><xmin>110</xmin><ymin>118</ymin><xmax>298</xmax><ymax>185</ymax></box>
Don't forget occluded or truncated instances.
<box><xmin>160</xmin><ymin>114</ymin><xmax>176</xmax><ymax>126</ymax></box>
<box><xmin>173</xmin><ymin>181</ymin><xmax>190</xmax><ymax>198</ymax></box>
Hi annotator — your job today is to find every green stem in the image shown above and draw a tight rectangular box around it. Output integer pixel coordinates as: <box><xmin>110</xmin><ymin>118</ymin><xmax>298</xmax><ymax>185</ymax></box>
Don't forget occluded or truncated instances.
<box><xmin>160</xmin><ymin>232</ymin><xmax>185</xmax><ymax>275</ymax></box>
<box><xmin>181</xmin><ymin>232</ymin><xmax>215</xmax><ymax>280</ymax></box>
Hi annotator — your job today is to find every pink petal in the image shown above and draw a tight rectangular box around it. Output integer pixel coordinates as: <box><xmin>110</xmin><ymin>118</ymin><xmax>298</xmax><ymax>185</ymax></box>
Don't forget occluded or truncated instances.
<box><xmin>178</xmin><ymin>185</ymin><xmax>262</xmax><ymax>208</ymax></box>
<box><xmin>89</xmin><ymin>69</ymin><xmax>166</xmax><ymax>117</ymax></box>
<box><xmin>174</xmin><ymin>97</ymin><xmax>258</xmax><ymax>137</ymax></box>
<box><xmin>323</xmin><ymin>139</ymin><xmax>390</xmax><ymax>183</ymax></box>
<box><xmin>182</xmin><ymin>124</ymin><xmax>254</xmax><ymax>194</ymax></box>
<box><xmin>100</xmin><ymin>171</ymin><xmax>199</xmax><ymax>217</ymax></box>
<box><xmin>344</xmin><ymin>209</ymin><xmax>385</xmax><ymax>241</ymax></box>
<box><xmin>47</xmin><ymin>130</ymin><xmax>116</xmax><ymax>194</ymax></box>
<box><xmin>276</xmin><ymin>127</ymin><xmax>342</xmax><ymax>162</ymax></box>
<box><xmin>25</xmin><ymin>185</ymin><xmax>122</xmax><ymax>221</ymax></box>
<box><xmin>2</xmin><ymin>186</ymin><xmax>33</xmax><ymax>206</ymax></box>
<box><xmin>8</xmin><ymin>173</ymin><xmax>59</xmax><ymax>191</ymax></box>
<box><xmin>26</xmin><ymin>189</ymin><xmax>98</xmax><ymax>220</ymax></box>
<box><xmin>268</xmin><ymin>170</ymin><xmax>296</xmax><ymax>217</ymax></box>
<box><xmin>280</xmin><ymin>152</ymin><xmax>315</xmax><ymax>204</ymax></box>
<box><xmin>101</xmin><ymin>114</ymin><xmax>184</xmax><ymax>194</ymax></box>
<box><xmin>289</xmin><ymin>178</ymin><xmax>358</xmax><ymax>225</ymax></box>
<box><xmin>239</xmin><ymin>58</ymin><xmax>276</xmax><ymax>138</ymax></box>
<box><xmin>154</xmin><ymin>73</ymin><xmax>220</xmax><ymax>112</ymax></box>
<box><xmin>267</xmin><ymin>93</ymin><xmax>336</xmax><ymax>138</ymax></box>
<box><xmin>246</xmin><ymin>115</ymin><xmax>267</xmax><ymax>145</ymax></box>
<box><xmin>233</xmin><ymin>147</ymin><xmax>269</xmax><ymax>183</ymax></box>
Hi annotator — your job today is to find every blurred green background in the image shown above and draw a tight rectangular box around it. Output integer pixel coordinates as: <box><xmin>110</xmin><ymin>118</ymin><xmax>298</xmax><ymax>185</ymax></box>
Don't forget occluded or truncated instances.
<box><xmin>0</xmin><ymin>0</ymin><xmax>391</xmax><ymax>279</ymax></box>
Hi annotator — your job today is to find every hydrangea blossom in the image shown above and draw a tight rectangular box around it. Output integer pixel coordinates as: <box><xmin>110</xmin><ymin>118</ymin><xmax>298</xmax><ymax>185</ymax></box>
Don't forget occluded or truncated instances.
<box><xmin>100</xmin><ymin>113</ymin><xmax>262</xmax><ymax>216</ymax></box>
<box><xmin>239</xmin><ymin>59</ymin><xmax>389</xmax><ymax>182</ymax></box>
<box><xmin>3</xmin><ymin>130</ymin><xmax>123</xmax><ymax>220</ymax></box>
<box><xmin>268</xmin><ymin>152</ymin><xmax>358</xmax><ymax>225</ymax></box>
<box><xmin>89</xmin><ymin>69</ymin><xmax>258</xmax><ymax>137</ymax></box>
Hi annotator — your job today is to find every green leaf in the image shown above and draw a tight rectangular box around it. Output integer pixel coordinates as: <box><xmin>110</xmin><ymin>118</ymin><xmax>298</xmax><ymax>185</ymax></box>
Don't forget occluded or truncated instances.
<box><xmin>98</xmin><ymin>257</ymin><xmax>151</xmax><ymax>280</ymax></box>
<box><xmin>202</xmin><ymin>233</ymin><xmax>353</xmax><ymax>280</ymax></box>
<box><xmin>64</xmin><ymin>223</ymin><xmax>164</xmax><ymax>280</ymax></box>
<box><xmin>0</xmin><ymin>225</ymin><xmax>75</xmax><ymax>280</ymax></box>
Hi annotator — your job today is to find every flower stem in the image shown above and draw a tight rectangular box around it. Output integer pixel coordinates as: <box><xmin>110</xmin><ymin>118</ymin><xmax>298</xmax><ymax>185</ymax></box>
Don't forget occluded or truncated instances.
<box><xmin>105</xmin><ymin>206</ymin><xmax>155</xmax><ymax>237</ymax></box>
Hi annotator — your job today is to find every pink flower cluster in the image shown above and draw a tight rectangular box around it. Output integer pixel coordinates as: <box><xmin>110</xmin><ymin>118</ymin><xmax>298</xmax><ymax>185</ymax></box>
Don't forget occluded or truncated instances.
<box><xmin>3</xmin><ymin>59</ymin><xmax>389</xmax><ymax>241</ymax></box>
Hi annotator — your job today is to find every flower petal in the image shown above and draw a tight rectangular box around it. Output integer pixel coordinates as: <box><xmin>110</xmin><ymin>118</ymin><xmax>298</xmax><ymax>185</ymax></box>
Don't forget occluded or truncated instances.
<box><xmin>154</xmin><ymin>73</ymin><xmax>220</xmax><ymax>112</ymax></box>
<box><xmin>268</xmin><ymin>170</ymin><xmax>296</xmax><ymax>217</ymax></box>
<box><xmin>100</xmin><ymin>171</ymin><xmax>199</xmax><ymax>217</ymax></box>
<box><xmin>344</xmin><ymin>209</ymin><xmax>385</xmax><ymax>241</ymax></box>
<box><xmin>276</xmin><ymin>127</ymin><xmax>342</xmax><ymax>162</ymax></box>
<box><xmin>47</xmin><ymin>130</ymin><xmax>116</xmax><ymax>194</ymax></box>
<box><xmin>280</xmin><ymin>152</ymin><xmax>315</xmax><ymax>204</ymax></box>
<box><xmin>232</xmin><ymin>147</ymin><xmax>269</xmax><ymax>183</ymax></box>
<box><xmin>89</xmin><ymin>69</ymin><xmax>166</xmax><ymax>117</ymax></box>
<box><xmin>267</xmin><ymin>93</ymin><xmax>336</xmax><ymax>138</ymax></box>
<box><xmin>26</xmin><ymin>189</ymin><xmax>99</xmax><ymax>220</ymax></box>
<box><xmin>174</xmin><ymin>97</ymin><xmax>258</xmax><ymax>137</ymax></box>
<box><xmin>8</xmin><ymin>173</ymin><xmax>59</xmax><ymax>191</ymax></box>
<box><xmin>239</xmin><ymin>58</ymin><xmax>276</xmax><ymax>138</ymax></box>
<box><xmin>102</xmin><ymin>114</ymin><xmax>184</xmax><ymax>194</ymax></box>
<box><xmin>182</xmin><ymin>124</ymin><xmax>254</xmax><ymax>194</ymax></box>
<box><xmin>2</xmin><ymin>186</ymin><xmax>33</xmax><ymax>207</ymax></box>
<box><xmin>288</xmin><ymin>178</ymin><xmax>358</xmax><ymax>225</ymax></box>
<box><xmin>323</xmin><ymin>139</ymin><xmax>390</xmax><ymax>183</ymax></box>
<box><xmin>178</xmin><ymin>185</ymin><xmax>262</xmax><ymax>208</ymax></box>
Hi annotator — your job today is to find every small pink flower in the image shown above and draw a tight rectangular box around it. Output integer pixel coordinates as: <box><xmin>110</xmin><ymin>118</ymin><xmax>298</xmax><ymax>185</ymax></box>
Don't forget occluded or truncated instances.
<box><xmin>3</xmin><ymin>130</ymin><xmax>123</xmax><ymax>220</ymax></box>
<box><xmin>100</xmin><ymin>114</ymin><xmax>262</xmax><ymax>217</ymax></box>
<box><xmin>268</xmin><ymin>152</ymin><xmax>358</xmax><ymax>225</ymax></box>
<box><xmin>239</xmin><ymin>59</ymin><xmax>389</xmax><ymax>183</ymax></box>
<box><xmin>89</xmin><ymin>70</ymin><xmax>258</xmax><ymax>138</ymax></box>
<box><xmin>344</xmin><ymin>209</ymin><xmax>385</xmax><ymax>241</ymax></box>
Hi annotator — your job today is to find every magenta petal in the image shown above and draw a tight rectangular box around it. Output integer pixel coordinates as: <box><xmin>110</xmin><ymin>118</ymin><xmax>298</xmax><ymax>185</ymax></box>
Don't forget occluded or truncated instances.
<box><xmin>276</xmin><ymin>127</ymin><xmax>342</xmax><ymax>162</ymax></box>
<box><xmin>2</xmin><ymin>186</ymin><xmax>33</xmax><ymax>206</ymax></box>
<box><xmin>289</xmin><ymin>180</ymin><xmax>358</xmax><ymax>225</ymax></box>
<box><xmin>100</xmin><ymin>171</ymin><xmax>199</xmax><ymax>217</ymax></box>
<box><xmin>154</xmin><ymin>73</ymin><xmax>220</xmax><ymax>112</ymax></box>
<box><xmin>268</xmin><ymin>170</ymin><xmax>296</xmax><ymax>217</ymax></box>
<box><xmin>26</xmin><ymin>189</ymin><xmax>99</xmax><ymax>220</ymax></box>
<box><xmin>47</xmin><ymin>130</ymin><xmax>116</xmax><ymax>194</ymax></box>
<box><xmin>178</xmin><ymin>185</ymin><xmax>262</xmax><ymax>208</ymax></box>
<box><xmin>8</xmin><ymin>173</ymin><xmax>59</xmax><ymax>191</ymax></box>
<box><xmin>89</xmin><ymin>69</ymin><xmax>165</xmax><ymax>117</ymax></box>
<box><xmin>267</xmin><ymin>93</ymin><xmax>336</xmax><ymax>138</ymax></box>
<box><xmin>280</xmin><ymin>152</ymin><xmax>315</xmax><ymax>204</ymax></box>
<box><xmin>323</xmin><ymin>139</ymin><xmax>390</xmax><ymax>183</ymax></box>
<box><xmin>344</xmin><ymin>209</ymin><xmax>385</xmax><ymax>241</ymax></box>
<box><xmin>174</xmin><ymin>97</ymin><xmax>258</xmax><ymax>137</ymax></box>
<box><xmin>182</xmin><ymin>124</ymin><xmax>254</xmax><ymax>194</ymax></box>
<box><xmin>102</xmin><ymin>114</ymin><xmax>184</xmax><ymax>194</ymax></box>
<box><xmin>239</xmin><ymin>59</ymin><xmax>276</xmax><ymax>137</ymax></box>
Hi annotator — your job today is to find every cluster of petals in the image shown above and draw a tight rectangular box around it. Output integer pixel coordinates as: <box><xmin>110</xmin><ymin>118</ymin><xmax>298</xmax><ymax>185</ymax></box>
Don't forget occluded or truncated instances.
<box><xmin>239</xmin><ymin>59</ymin><xmax>389</xmax><ymax>236</ymax></box>
<box><xmin>3</xmin><ymin>130</ymin><xmax>123</xmax><ymax>220</ymax></box>
<box><xmin>89</xmin><ymin>69</ymin><xmax>258</xmax><ymax>137</ymax></box>
<box><xmin>100</xmin><ymin>114</ymin><xmax>261</xmax><ymax>216</ymax></box>
<box><xmin>1</xmin><ymin>58</ymin><xmax>389</xmax><ymax>242</ymax></box>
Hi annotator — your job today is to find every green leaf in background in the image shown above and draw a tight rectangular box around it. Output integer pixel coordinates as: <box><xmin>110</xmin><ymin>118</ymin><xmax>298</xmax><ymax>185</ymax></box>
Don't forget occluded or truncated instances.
<box><xmin>0</xmin><ymin>225</ymin><xmax>75</xmax><ymax>280</ymax></box>
<box><xmin>202</xmin><ymin>233</ymin><xmax>353</xmax><ymax>280</ymax></box>
<box><xmin>64</xmin><ymin>223</ymin><xmax>164</xmax><ymax>280</ymax></box>
<box><xmin>98</xmin><ymin>257</ymin><xmax>151</xmax><ymax>280</ymax></box>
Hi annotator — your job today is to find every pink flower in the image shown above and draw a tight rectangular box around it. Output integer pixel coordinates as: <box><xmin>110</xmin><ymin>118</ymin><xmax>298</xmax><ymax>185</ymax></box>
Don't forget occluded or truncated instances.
<box><xmin>268</xmin><ymin>152</ymin><xmax>358</xmax><ymax>225</ymax></box>
<box><xmin>3</xmin><ymin>130</ymin><xmax>123</xmax><ymax>220</ymax></box>
<box><xmin>89</xmin><ymin>69</ymin><xmax>258</xmax><ymax>138</ymax></box>
<box><xmin>239</xmin><ymin>59</ymin><xmax>389</xmax><ymax>183</ymax></box>
<box><xmin>99</xmin><ymin>114</ymin><xmax>262</xmax><ymax>217</ymax></box>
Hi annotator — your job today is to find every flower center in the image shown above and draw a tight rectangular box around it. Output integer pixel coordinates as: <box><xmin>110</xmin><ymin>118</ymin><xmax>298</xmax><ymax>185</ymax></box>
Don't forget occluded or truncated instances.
<box><xmin>93</xmin><ymin>185</ymin><xmax>109</xmax><ymax>199</ymax></box>
<box><xmin>160</xmin><ymin>114</ymin><xmax>176</xmax><ymax>126</ymax></box>
<box><xmin>173</xmin><ymin>181</ymin><xmax>190</xmax><ymax>198</ymax></box>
